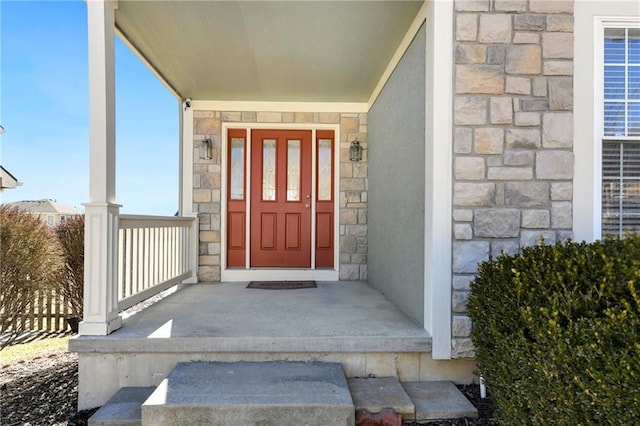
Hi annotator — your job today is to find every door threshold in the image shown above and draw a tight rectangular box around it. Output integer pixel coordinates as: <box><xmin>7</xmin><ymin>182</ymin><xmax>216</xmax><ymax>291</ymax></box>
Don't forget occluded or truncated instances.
<box><xmin>220</xmin><ymin>268</ymin><xmax>339</xmax><ymax>282</ymax></box>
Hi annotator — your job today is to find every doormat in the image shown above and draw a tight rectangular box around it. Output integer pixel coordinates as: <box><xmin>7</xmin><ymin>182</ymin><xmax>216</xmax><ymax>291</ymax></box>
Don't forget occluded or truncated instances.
<box><xmin>246</xmin><ymin>281</ymin><xmax>317</xmax><ymax>290</ymax></box>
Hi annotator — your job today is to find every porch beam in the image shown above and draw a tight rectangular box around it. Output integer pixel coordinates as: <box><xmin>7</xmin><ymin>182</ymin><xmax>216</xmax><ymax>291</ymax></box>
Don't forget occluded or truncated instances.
<box><xmin>80</xmin><ymin>0</ymin><xmax>122</xmax><ymax>335</ymax></box>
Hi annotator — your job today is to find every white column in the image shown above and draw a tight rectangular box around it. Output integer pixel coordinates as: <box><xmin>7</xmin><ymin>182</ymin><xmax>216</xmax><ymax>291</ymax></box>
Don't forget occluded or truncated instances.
<box><xmin>424</xmin><ymin>0</ymin><xmax>454</xmax><ymax>359</ymax></box>
<box><xmin>179</xmin><ymin>101</ymin><xmax>199</xmax><ymax>283</ymax></box>
<box><xmin>80</xmin><ymin>0</ymin><xmax>122</xmax><ymax>335</ymax></box>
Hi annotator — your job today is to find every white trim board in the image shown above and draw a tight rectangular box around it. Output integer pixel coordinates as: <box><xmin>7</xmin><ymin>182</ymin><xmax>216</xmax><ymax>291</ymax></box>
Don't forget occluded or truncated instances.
<box><xmin>573</xmin><ymin>4</ymin><xmax>640</xmax><ymax>242</ymax></box>
<box><xmin>220</xmin><ymin>123</ymin><xmax>341</xmax><ymax>282</ymax></box>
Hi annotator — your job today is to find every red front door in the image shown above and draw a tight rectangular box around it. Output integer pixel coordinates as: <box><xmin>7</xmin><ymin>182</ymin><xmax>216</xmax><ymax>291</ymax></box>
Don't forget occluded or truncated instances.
<box><xmin>250</xmin><ymin>129</ymin><xmax>312</xmax><ymax>267</ymax></box>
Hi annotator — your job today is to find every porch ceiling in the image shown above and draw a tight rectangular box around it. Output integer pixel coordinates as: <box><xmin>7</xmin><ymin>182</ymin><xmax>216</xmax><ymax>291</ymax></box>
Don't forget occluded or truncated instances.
<box><xmin>114</xmin><ymin>0</ymin><xmax>424</xmax><ymax>102</ymax></box>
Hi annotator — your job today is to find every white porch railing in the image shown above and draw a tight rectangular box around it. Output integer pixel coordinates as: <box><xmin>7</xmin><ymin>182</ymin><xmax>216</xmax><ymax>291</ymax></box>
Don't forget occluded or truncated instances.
<box><xmin>117</xmin><ymin>215</ymin><xmax>197</xmax><ymax>311</ymax></box>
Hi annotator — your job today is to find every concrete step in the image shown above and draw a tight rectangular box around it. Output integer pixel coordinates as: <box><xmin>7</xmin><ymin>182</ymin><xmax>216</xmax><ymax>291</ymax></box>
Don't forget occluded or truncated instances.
<box><xmin>349</xmin><ymin>378</ymin><xmax>477</xmax><ymax>422</ymax></box>
<box><xmin>402</xmin><ymin>381</ymin><xmax>478</xmax><ymax>420</ymax></box>
<box><xmin>141</xmin><ymin>361</ymin><xmax>354</xmax><ymax>426</ymax></box>
<box><xmin>348</xmin><ymin>377</ymin><xmax>415</xmax><ymax>420</ymax></box>
<box><xmin>88</xmin><ymin>387</ymin><xmax>155</xmax><ymax>426</ymax></box>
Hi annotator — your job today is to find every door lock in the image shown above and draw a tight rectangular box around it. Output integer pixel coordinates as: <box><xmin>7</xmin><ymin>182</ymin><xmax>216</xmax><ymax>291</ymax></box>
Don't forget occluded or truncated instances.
<box><xmin>305</xmin><ymin>203</ymin><xmax>311</xmax><ymax>208</ymax></box>
<box><xmin>305</xmin><ymin>194</ymin><xmax>311</xmax><ymax>199</ymax></box>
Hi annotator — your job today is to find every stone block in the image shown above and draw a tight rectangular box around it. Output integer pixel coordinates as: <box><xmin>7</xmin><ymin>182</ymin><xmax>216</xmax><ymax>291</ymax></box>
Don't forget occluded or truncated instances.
<box><xmin>543</xmin><ymin>113</ymin><xmax>573</xmax><ymax>148</ymax></box>
<box><xmin>544</xmin><ymin>60</ymin><xmax>573</xmax><ymax>76</ymax></box>
<box><xmin>493</xmin><ymin>0</ymin><xmax>527</xmax><ymax>12</ymax></box>
<box><xmin>455</xmin><ymin>96</ymin><xmax>488</xmax><ymax>125</ymax></box>
<box><xmin>548</xmin><ymin>77</ymin><xmax>573</xmax><ymax>111</ymax></box>
<box><xmin>241</xmin><ymin>111</ymin><xmax>257</xmax><ymax>122</ymax></box>
<box><xmin>487</xmin><ymin>46</ymin><xmax>506</xmax><ymax>65</ymax></box>
<box><xmin>453</xmin><ymin>241</ymin><xmax>490</xmax><ymax>273</ymax></box>
<box><xmin>221</xmin><ymin>111</ymin><xmax>241</xmax><ymax>122</ymax></box>
<box><xmin>455</xmin><ymin>1</ymin><xmax>489</xmax><ymax>12</ymax></box>
<box><xmin>256</xmin><ymin>111</ymin><xmax>282</xmax><ymax>123</ymax></box>
<box><xmin>505</xmin><ymin>182</ymin><xmax>550</xmax><ymax>207</ymax></box>
<box><xmin>521</xmin><ymin>209</ymin><xmax>550</xmax><ymax>228</ymax></box>
<box><xmin>195</xmin><ymin>117</ymin><xmax>221</xmax><ymax>135</ymax></box>
<box><xmin>513</xmin><ymin>32</ymin><xmax>540</xmax><ymax>44</ymax></box>
<box><xmin>452</xmin><ymin>290</ymin><xmax>471</xmax><ymax>312</ymax></box>
<box><xmin>547</xmin><ymin>15</ymin><xmax>573</xmax><ymax>33</ymax></box>
<box><xmin>504</xmin><ymin>149</ymin><xmax>534</xmax><ymax>166</ymax></box>
<box><xmin>514</xmin><ymin>14</ymin><xmax>544</xmax><ymax>31</ymax></box>
<box><xmin>506</xmin><ymin>77</ymin><xmax>531</xmax><ymax>95</ymax></box>
<box><xmin>339</xmin><ymin>264</ymin><xmax>360</xmax><ymax>280</ymax></box>
<box><xmin>353</xmin><ymin>163</ymin><xmax>368</xmax><ymax>178</ymax></box>
<box><xmin>490</xmin><ymin>97</ymin><xmax>513</xmax><ymax>124</ymax></box>
<box><xmin>200</xmin><ymin>173</ymin><xmax>221</xmax><ymax>189</ymax></box>
<box><xmin>474</xmin><ymin>128</ymin><xmax>504</xmax><ymax>154</ymax></box>
<box><xmin>453</xmin><ymin>209</ymin><xmax>473</xmax><ymax>222</ymax></box>
<box><xmin>456</xmin><ymin>65</ymin><xmax>504</xmax><ymax>94</ymax></box>
<box><xmin>341</xmin><ymin>116</ymin><xmax>359</xmax><ymax>133</ymax></box>
<box><xmin>341</xmin><ymin>178</ymin><xmax>366</xmax><ymax>191</ymax></box>
<box><xmin>551</xmin><ymin>182</ymin><xmax>572</xmax><ymax>201</ymax></box>
<box><xmin>346</xmin><ymin>224</ymin><xmax>367</xmax><ymax>237</ymax></box>
<box><xmin>456</xmin><ymin>45</ymin><xmax>486</xmax><ymax>64</ymax></box>
<box><xmin>454</xmin><ymin>183</ymin><xmax>495</xmax><ymax>207</ymax></box>
<box><xmin>491</xmin><ymin>241</ymin><xmax>520</xmax><ymax>258</ymax></box>
<box><xmin>557</xmin><ymin>230</ymin><xmax>574</xmax><ymax>242</ymax></box>
<box><xmin>532</xmin><ymin>77</ymin><xmax>547</xmax><ymax>96</ymax></box>
<box><xmin>453</xmin><ymin>315</ymin><xmax>473</xmax><ymax>338</ymax></box>
<box><xmin>455</xmin><ymin>128</ymin><xmax>473</xmax><ymax>154</ymax></box>
<box><xmin>521</xmin><ymin>230</ymin><xmax>556</xmax><ymax>247</ymax></box>
<box><xmin>474</xmin><ymin>208</ymin><xmax>521</xmax><ymax>238</ymax></box>
<box><xmin>506</xmin><ymin>45</ymin><xmax>542</xmax><ymax>75</ymax></box>
<box><xmin>536</xmin><ymin>151</ymin><xmax>573</xmax><ymax>179</ymax></box>
<box><xmin>455</xmin><ymin>157</ymin><xmax>485</xmax><ymax>180</ymax></box>
<box><xmin>487</xmin><ymin>166</ymin><xmax>533</xmax><ymax>180</ymax></box>
<box><xmin>529</xmin><ymin>0</ymin><xmax>573</xmax><ymax>13</ymax></box>
<box><xmin>282</xmin><ymin>112</ymin><xmax>295</xmax><ymax>123</ymax></box>
<box><xmin>506</xmin><ymin>128</ymin><xmax>541</xmax><ymax>149</ymax></box>
<box><xmin>543</xmin><ymin>33</ymin><xmax>574</xmax><ymax>59</ymax></box>
<box><xmin>454</xmin><ymin>223</ymin><xmax>473</xmax><ymax>240</ymax></box>
<box><xmin>520</xmin><ymin>98</ymin><xmax>549</xmax><ymax>111</ymax></box>
<box><xmin>515</xmin><ymin>112</ymin><xmax>540</xmax><ymax>127</ymax></box>
<box><xmin>456</xmin><ymin>14</ymin><xmax>478</xmax><ymax>41</ymax></box>
<box><xmin>319</xmin><ymin>112</ymin><xmax>340</xmax><ymax>124</ymax></box>
<box><xmin>478</xmin><ymin>14</ymin><xmax>512</xmax><ymax>44</ymax></box>
<box><xmin>193</xmin><ymin>189</ymin><xmax>212</xmax><ymax>203</ymax></box>
<box><xmin>294</xmin><ymin>112</ymin><xmax>314</xmax><ymax>123</ymax></box>
<box><xmin>451</xmin><ymin>339</ymin><xmax>476</xmax><ymax>359</ymax></box>
<box><xmin>552</xmin><ymin>201</ymin><xmax>572</xmax><ymax>228</ymax></box>
<box><xmin>340</xmin><ymin>209</ymin><xmax>358</xmax><ymax>225</ymax></box>
<box><xmin>453</xmin><ymin>275</ymin><xmax>475</xmax><ymax>291</ymax></box>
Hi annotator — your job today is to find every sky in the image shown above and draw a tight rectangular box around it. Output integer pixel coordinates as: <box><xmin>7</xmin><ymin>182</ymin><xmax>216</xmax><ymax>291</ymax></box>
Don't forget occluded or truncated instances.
<box><xmin>0</xmin><ymin>0</ymin><xmax>179</xmax><ymax>215</ymax></box>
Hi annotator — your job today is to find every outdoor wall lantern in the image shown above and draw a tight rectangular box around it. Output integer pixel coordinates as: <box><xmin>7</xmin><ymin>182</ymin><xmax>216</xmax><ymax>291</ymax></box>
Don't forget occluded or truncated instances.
<box><xmin>200</xmin><ymin>137</ymin><xmax>213</xmax><ymax>160</ymax></box>
<box><xmin>349</xmin><ymin>139</ymin><xmax>362</xmax><ymax>162</ymax></box>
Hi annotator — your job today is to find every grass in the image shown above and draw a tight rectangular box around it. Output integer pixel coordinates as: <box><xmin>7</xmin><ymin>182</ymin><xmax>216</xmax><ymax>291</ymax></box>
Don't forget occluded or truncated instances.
<box><xmin>1</xmin><ymin>336</ymin><xmax>71</xmax><ymax>367</ymax></box>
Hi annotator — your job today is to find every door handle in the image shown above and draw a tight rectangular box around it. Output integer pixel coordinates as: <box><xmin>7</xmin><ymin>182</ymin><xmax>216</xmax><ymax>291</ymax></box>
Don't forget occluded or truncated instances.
<box><xmin>305</xmin><ymin>194</ymin><xmax>311</xmax><ymax>199</ymax></box>
<box><xmin>305</xmin><ymin>203</ymin><xmax>311</xmax><ymax>208</ymax></box>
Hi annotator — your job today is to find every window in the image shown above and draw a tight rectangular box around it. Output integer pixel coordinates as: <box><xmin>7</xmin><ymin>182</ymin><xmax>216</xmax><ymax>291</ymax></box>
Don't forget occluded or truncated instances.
<box><xmin>602</xmin><ymin>26</ymin><xmax>640</xmax><ymax>237</ymax></box>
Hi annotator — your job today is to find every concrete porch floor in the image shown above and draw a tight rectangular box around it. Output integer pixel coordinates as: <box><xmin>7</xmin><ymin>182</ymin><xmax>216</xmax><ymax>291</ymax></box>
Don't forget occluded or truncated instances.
<box><xmin>71</xmin><ymin>281</ymin><xmax>432</xmax><ymax>354</ymax></box>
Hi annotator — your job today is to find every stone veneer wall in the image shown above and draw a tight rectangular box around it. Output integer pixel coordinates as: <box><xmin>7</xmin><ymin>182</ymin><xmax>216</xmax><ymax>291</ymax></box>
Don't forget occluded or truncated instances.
<box><xmin>192</xmin><ymin>111</ymin><xmax>368</xmax><ymax>282</ymax></box>
<box><xmin>452</xmin><ymin>0</ymin><xmax>574</xmax><ymax>357</ymax></box>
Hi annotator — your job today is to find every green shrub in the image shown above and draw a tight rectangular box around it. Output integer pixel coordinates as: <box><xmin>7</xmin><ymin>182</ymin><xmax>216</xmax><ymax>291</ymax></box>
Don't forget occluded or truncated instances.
<box><xmin>55</xmin><ymin>215</ymin><xmax>84</xmax><ymax>321</ymax></box>
<box><xmin>468</xmin><ymin>237</ymin><xmax>640</xmax><ymax>425</ymax></box>
<box><xmin>0</xmin><ymin>206</ymin><xmax>64</xmax><ymax>349</ymax></box>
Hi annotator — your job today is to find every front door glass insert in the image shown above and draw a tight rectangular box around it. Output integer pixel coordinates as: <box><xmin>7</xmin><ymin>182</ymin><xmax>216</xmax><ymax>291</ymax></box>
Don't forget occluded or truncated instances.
<box><xmin>287</xmin><ymin>140</ymin><xmax>301</xmax><ymax>201</ymax></box>
<box><xmin>230</xmin><ymin>138</ymin><xmax>245</xmax><ymax>200</ymax></box>
<box><xmin>262</xmin><ymin>139</ymin><xmax>276</xmax><ymax>201</ymax></box>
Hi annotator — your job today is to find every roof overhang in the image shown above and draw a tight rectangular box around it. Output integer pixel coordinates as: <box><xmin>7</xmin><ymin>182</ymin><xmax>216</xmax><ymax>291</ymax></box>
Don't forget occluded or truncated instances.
<box><xmin>114</xmin><ymin>0</ymin><xmax>425</xmax><ymax>104</ymax></box>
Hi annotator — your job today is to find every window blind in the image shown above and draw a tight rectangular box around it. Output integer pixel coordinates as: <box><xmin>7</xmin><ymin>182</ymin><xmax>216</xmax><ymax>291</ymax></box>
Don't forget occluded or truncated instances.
<box><xmin>602</xmin><ymin>27</ymin><xmax>640</xmax><ymax>237</ymax></box>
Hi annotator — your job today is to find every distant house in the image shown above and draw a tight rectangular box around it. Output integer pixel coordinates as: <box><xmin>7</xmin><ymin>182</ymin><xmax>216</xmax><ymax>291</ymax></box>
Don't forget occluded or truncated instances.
<box><xmin>3</xmin><ymin>199</ymin><xmax>82</xmax><ymax>226</ymax></box>
<box><xmin>0</xmin><ymin>166</ymin><xmax>22</xmax><ymax>192</ymax></box>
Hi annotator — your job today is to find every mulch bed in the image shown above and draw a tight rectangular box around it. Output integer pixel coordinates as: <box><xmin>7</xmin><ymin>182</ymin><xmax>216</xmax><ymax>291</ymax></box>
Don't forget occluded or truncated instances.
<box><xmin>0</xmin><ymin>353</ymin><xmax>495</xmax><ymax>425</ymax></box>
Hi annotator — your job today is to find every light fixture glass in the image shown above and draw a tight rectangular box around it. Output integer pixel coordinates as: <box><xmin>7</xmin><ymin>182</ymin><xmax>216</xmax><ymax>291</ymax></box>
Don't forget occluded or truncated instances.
<box><xmin>200</xmin><ymin>137</ymin><xmax>213</xmax><ymax>160</ymax></box>
<box><xmin>349</xmin><ymin>139</ymin><xmax>362</xmax><ymax>162</ymax></box>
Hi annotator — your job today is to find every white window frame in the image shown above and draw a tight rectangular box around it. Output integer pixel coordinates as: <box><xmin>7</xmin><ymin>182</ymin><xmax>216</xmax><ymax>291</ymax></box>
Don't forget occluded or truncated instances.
<box><xmin>574</xmin><ymin>8</ymin><xmax>640</xmax><ymax>242</ymax></box>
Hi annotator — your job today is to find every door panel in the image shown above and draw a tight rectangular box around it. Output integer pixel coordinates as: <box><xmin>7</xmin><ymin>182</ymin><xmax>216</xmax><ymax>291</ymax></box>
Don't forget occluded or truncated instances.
<box><xmin>250</xmin><ymin>129</ymin><xmax>312</xmax><ymax>267</ymax></box>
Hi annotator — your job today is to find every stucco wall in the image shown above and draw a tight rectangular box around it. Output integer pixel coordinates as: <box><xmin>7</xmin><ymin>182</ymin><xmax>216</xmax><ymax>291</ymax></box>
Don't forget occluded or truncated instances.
<box><xmin>368</xmin><ymin>24</ymin><xmax>426</xmax><ymax>325</ymax></box>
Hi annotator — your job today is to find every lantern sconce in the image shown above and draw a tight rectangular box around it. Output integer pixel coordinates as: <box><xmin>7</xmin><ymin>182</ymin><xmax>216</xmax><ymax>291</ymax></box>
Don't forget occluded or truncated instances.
<box><xmin>349</xmin><ymin>139</ymin><xmax>362</xmax><ymax>162</ymax></box>
<box><xmin>200</xmin><ymin>137</ymin><xmax>213</xmax><ymax>160</ymax></box>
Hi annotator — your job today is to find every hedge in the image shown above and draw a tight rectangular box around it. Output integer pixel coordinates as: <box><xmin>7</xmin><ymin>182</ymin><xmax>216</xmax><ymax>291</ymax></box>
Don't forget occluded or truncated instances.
<box><xmin>468</xmin><ymin>237</ymin><xmax>640</xmax><ymax>425</ymax></box>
